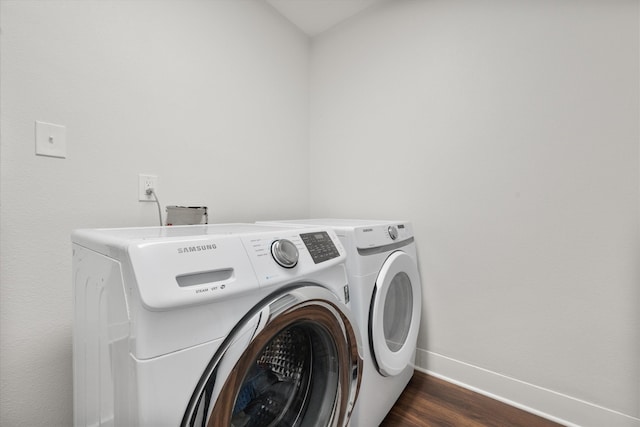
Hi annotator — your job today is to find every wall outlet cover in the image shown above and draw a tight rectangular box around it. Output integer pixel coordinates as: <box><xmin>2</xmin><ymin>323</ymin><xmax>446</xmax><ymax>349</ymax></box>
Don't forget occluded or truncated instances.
<box><xmin>139</xmin><ymin>174</ymin><xmax>158</xmax><ymax>201</ymax></box>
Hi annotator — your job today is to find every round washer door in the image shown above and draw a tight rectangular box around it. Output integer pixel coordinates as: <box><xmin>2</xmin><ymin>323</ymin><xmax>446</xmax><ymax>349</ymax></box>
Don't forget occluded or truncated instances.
<box><xmin>182</xmin><ymin>285</ymin><xmax>362</xmax><ymax>427</ymax></box>
<box><xmin>370</xmin><ymin>250</ymin><xmax>422</xmax><ymax>377</ymax></box>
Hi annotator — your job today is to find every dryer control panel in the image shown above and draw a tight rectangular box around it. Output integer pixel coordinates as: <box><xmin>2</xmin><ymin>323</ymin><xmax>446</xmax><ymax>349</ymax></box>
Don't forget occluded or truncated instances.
<box><xmin>354</xmin><ymin>222</ymin><xmax>413</xmax><ymax>249</ymax></box>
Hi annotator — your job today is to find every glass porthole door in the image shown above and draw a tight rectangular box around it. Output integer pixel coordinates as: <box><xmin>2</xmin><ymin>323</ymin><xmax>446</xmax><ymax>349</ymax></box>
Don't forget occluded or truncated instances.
<box><xmin>369</xmin><ymin>251</ymin><xmax>422</xmax><ymax>377</ymax></box>
<box><xmin>182</xmin><ymin>285</ymin><xmax>362</xmax><ymax>427</ymax></box>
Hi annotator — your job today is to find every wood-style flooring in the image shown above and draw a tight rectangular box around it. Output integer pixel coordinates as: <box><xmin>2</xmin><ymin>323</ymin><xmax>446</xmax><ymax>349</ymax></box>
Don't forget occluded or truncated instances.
<box><xmin>379</xmin><ymin>371</ymin><xmax>564</xmax><ymax>427</ymax></box>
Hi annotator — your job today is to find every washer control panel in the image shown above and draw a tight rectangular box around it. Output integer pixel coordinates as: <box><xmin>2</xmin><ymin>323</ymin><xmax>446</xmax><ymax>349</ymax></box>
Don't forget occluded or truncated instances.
<box><xmin>76</xmin><ymin>224</ymin><xmax>347</xmax><ymax>310</ymax></box>
<box><xmin>300</xmin><ymin>231</ymin><xmax>340</xmax><ymax>264</ymax></box>
<box><xmin>241</xmin><ymin>228</ymin><xmax>346</xmax><ymax>288</ymax></box>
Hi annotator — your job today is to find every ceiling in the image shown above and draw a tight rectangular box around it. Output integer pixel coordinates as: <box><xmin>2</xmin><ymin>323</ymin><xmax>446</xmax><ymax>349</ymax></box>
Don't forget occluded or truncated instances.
<box><xmin>266</xmin><ymin>0</ymin><xmax>387</xmax><ymax>37</ymax></box>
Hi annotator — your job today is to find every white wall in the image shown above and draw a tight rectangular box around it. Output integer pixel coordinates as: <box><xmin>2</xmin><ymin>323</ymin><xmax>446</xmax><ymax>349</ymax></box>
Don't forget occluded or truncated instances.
<box><xmin>0</xmin><ymin>1</ymin><xmax>309</xmax><ymax>425</ymax></box>
<box><xmin>310</xmin><ymin>0</ymin><xmax>640</xmax><ymax>426</ymax></box>
<box><xmin>2</xmin><ymin>1</ymin><xmax>639</xmax><ymax>426</ymax></box>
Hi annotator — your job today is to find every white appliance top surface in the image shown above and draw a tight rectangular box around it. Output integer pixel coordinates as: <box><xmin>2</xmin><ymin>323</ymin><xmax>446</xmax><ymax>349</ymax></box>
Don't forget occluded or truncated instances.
<box><xmin>74</xmin><ymin>223</ymin><xmax>295</xmax><ymax>242</ymax></box>
<box><xmin>269</xmin><ymin>218</ymin><xmax>402</xmax><ymax>227</ymax></box>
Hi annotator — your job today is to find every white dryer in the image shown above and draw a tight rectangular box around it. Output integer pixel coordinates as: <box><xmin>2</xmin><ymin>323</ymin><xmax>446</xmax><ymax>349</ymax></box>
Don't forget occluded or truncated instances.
<box><xmin>258</xmin><ymin>219</ymin><xmax>422</xmax><ymax>427</ymax></box>
<box><xmin>72</xmin><ymin>224</ymin><xmax>363</xmax><ymax>427</ymax></box>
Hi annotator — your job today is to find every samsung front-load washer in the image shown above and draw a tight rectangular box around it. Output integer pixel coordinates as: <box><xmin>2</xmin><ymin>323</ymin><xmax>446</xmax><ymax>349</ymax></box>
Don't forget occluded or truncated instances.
<box><xmin>258</xmin><ymin>219</ymin><xmax>422</xmax><ymax>427</ymax></box>
<box><xmin>72</xmin><ymin>224</ymin><xmax>362</xmax><ymax>427</ymax></box>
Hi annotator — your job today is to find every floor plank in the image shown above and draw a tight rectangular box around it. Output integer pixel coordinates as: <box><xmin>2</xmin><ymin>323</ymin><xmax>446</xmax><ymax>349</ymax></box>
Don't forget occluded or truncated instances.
<box><xmin>379</xmin><ymin>371</ymin><xmax>564</xmax><ymax>427</ymax></box>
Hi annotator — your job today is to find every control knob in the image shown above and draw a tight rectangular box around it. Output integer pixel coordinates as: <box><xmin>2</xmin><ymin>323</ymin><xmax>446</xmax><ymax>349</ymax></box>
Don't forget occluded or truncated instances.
<box><xmin>271</xmin><ymin>239</ymin><xmax>299</xmax><ymax>268</ymax></box>
<box><xmin>388</xmin><ymin>226</ymin><xmax>398</xmax><ymax>241</ymax></box>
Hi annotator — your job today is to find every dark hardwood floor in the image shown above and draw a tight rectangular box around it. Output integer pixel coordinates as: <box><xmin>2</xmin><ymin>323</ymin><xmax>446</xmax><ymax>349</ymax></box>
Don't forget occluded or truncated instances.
<box><xmin>379</xmin><ymin>371</ymin><xmax>564</xmax><ymax>427</ymax></box>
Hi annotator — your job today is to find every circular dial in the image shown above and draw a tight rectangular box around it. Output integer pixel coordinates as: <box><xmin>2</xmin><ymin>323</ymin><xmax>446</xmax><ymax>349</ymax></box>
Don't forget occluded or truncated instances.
<box><xmin>388</xmin><ymin>226</ymin><xmax>398</xmax><ymax>241</ymax></box>
<box><xmin>271</xmin><ymin>239</ymin><xmax>299</xmax><ymax>268</ymax></box>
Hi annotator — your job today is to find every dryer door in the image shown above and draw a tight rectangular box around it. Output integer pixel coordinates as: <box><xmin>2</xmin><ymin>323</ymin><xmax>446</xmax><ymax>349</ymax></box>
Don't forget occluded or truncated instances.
<box><xmin>182</xmin><ymin>285</ymin><xmax>362</xmax><ymax>427</ymax></box>
<box><xmin>370</xmin><ymin>251</ymin><xmax>422</xmax><ymax>377</ymax></box>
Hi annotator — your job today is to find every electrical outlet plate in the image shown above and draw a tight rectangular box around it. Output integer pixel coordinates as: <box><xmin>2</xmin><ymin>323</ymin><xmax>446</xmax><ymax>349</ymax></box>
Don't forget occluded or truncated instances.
<box><xmin>139</xmin><ymin>174</ymin><xmax>158</xmax><ymax>202</ymax></box>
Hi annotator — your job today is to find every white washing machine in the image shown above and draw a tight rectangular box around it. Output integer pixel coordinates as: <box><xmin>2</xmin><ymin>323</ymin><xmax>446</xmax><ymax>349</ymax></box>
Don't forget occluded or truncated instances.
<box><xmin>258</xmin><ymin>219</ymin><xmax>422</xmax><ymax>426</ymax></box>
<box><xmin>72</xmin><ymin>223</ymin><xmax>363</xmax><ymax>427</ymax></box>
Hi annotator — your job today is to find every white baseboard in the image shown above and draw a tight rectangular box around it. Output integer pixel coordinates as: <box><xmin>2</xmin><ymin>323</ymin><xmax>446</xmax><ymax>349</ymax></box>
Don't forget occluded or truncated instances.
<box><xmin>415</xmin><ymin>349</ymin><xmax>640</xmax><ymax>427</ymax></box>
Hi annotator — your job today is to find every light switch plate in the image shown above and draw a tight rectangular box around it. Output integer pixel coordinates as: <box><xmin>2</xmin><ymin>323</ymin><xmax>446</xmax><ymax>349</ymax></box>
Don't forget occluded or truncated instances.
<box><xmin>35</xmin><ymin>121</ymin><xmax>66</xmax><ymax>158</ymax></box>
